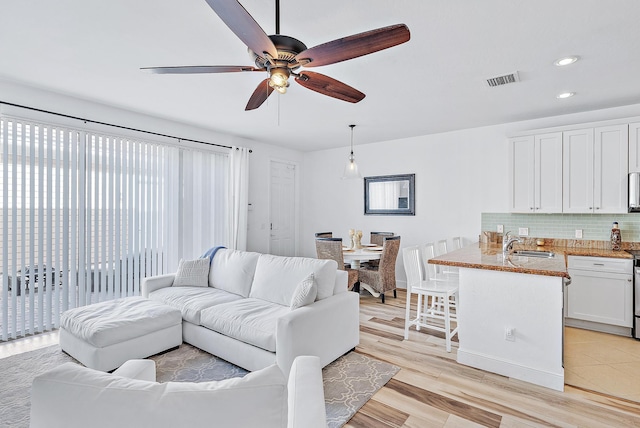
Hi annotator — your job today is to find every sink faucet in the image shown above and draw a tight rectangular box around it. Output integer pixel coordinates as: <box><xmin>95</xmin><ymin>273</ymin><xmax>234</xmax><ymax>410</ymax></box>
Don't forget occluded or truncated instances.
<box><xmin>502</xmin><ymin>231</ymin><xmax>522</xmax><ymax>256</ymax></box>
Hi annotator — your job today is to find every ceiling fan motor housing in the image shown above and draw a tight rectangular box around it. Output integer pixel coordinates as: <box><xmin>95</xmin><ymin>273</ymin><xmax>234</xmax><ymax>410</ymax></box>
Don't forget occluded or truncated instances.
<box><xmin>250</xmin><ymin>34</ymin><xmax>307</xmax><ymax>71</ymax></box>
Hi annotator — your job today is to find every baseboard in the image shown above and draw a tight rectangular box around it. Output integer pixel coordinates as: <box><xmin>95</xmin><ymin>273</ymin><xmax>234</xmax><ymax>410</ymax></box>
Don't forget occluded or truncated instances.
<box><xmin>457</xmin><ymin>349</ymin><xmax>564</xmax><ymax>391</ymax></box>
<box><xmin>564</xmin><ymin>318</ymin><xmax>632</xmax><ymax>337</ymax></box>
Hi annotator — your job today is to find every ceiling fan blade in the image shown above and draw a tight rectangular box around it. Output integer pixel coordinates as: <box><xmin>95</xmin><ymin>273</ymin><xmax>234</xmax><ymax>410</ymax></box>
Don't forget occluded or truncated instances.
<box><xmin>204</xmin><ymin>0</ymin><xmax>278</xmax><ymax>60</ymax></box>
<box><xmin>140</xmin><ymin>65</ymin><xmax>263</xmax><ymax>74</ymax></box>
<box><xmin>295</xmin><ymin>71</ymin><xmax>365</xmax><ymax>103</ymax></box>
<box><xmin>245</xmin><ymin>79</ymin><xmax>275</xmax><ymax>111</ymax></box>
<box><xmin>295</xmin><ymin>24</ymin><xmax>410</xmax><ymax>68</ymax></box>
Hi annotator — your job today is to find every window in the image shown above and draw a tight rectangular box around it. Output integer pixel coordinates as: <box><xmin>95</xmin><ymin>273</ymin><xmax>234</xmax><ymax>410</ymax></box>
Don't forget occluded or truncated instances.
<box><xmin>0</xmin><ymin>116</ymin><xmax>228</xmax><ymax>340</ymax></box>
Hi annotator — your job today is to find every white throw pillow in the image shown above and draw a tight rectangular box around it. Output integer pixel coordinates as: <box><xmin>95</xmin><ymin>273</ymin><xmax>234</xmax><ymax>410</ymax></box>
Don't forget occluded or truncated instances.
<box><xmin>290</xmin><ymin>274</ymin><xmax>317</xmax><ymax>310</ymax></box>
<box><xmin>172</xmin><ymin>258</ymin><xmax>209</xmax><ymax>287</ymax></box>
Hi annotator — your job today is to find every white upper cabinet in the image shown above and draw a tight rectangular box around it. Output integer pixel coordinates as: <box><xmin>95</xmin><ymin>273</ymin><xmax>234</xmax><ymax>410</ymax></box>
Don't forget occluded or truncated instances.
<box><xmin>508</xmin><ymin>135</ymin><xmax>535</xmax><ymax>213</ymax></box>
<box><xmin>563</xmin><ymin>124</ymin><xmax>628</xmax><ymax>213</ymax></box>
<box><xmin>508</xmin><ymin>133</ymin><xmax>563</xmax><ymax>213</ymax></box>
<box><xmin>629</xmin><ymin>122</ymin><xmax>640</xmax><ymax>173</ymax></box>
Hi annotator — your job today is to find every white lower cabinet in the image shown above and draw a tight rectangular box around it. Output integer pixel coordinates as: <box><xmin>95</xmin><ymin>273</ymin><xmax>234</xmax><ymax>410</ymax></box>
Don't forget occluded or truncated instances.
<box><xmin>565</xmin><ymin>256</ymin><xmax>633</xmax><ymax>331</ymax></box>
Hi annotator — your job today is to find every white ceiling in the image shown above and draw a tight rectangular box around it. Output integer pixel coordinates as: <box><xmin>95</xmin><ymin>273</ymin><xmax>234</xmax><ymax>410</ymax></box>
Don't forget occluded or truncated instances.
<box><xmin>1</xmin><ymin>0</ymin><xmax>640</xmax><ymax>151</ymax></box>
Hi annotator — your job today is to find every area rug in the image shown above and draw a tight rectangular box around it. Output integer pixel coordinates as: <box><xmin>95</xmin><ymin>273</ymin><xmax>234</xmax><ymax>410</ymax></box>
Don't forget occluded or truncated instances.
<box><xmin>0</xmin><ymin>343</ymin><xmax>399</xmax><ymax>428</ymax></box>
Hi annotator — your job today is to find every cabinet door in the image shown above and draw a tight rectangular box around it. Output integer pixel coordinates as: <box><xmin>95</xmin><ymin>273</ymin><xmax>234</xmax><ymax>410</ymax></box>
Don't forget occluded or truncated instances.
<box><xmin>566</xmin><ymin>269</ymin><xmax>633</xmax><ymax>327</ymax></box>
<box><xmin>535</xmin><ymin>132</ymin><xmax>563</xmax><ymax>213</ymax></box>
<box><xmin>629</xmin><ymin>122</ymin><xmax>640</xmax><ymax>173</ymax></box>
<box><xmin>508</xmin><ymin>136</ymin><xmax>535</xmax><ymax>213</ymax></box>
<box><xmin>563</xmin><ymin>128</ymin><xmax>594</xmax><ymax>213</ymax></box>
<box><xmin>594</xmin><ymin>124</ymin><xmax>628</xmax><ymax>213</ymax></box>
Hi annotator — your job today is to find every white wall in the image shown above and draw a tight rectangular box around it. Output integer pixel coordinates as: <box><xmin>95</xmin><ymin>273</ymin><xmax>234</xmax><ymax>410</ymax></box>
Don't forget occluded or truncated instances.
<box><xmin>301</xmin><ymin>103</ymin><xmax>640</xmax><ymax>287</ymax></box>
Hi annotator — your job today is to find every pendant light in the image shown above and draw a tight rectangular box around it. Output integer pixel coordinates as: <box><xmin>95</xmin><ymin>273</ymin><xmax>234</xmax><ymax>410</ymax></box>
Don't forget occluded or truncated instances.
<box><xmin>342</xmin><ymin>124</ymin><xmax>362</xmax><ymax>179</ymax></box>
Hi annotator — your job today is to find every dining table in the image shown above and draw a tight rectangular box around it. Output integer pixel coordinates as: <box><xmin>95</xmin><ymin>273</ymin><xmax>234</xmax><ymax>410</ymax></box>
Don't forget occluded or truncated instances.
<box><xmin>342</xmin><ymin>245</ymin><xmax>383</xmax><ymax>268</ymax></box>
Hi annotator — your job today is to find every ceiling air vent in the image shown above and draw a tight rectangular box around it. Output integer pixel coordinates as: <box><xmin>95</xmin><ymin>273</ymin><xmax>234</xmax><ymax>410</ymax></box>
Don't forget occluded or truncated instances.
<box><xmin>486</xmin><ymin>71</ymin><xmax>520</xmax><ymax>87</ymax></box>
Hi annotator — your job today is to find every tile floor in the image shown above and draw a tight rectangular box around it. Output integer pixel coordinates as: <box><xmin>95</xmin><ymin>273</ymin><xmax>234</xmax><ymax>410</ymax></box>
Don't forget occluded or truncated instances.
<box><xmin>564</xmin><ymin>326</ymin><xmax>640</xmax><ymax>401</ymax></box>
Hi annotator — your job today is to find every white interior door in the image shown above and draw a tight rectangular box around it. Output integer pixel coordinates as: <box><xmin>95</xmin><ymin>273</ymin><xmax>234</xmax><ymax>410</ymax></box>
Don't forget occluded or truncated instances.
<box><xmin>269</xmin><ymin>160</ymin><xmax>296</xmax><ymax>256</ymax></box>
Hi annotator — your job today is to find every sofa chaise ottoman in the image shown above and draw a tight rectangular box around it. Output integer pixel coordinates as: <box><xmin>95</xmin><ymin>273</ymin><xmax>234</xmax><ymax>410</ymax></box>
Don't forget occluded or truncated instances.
<box><xmin>59</xmin><ymin>296</ymin><xmax>183</xmax><ymax>371</ymax></box>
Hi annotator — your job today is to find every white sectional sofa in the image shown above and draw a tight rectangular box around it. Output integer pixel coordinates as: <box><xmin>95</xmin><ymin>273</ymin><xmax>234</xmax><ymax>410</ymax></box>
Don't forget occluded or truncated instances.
<box><xmin>30</xmin><ymin>356</ymin><xmax>327</xmax><ymax>428</ymax></box>
<box><xmin>142</xmin><ymin>249</ymin><xmax>360</xmax><ymax>374</ymax></box>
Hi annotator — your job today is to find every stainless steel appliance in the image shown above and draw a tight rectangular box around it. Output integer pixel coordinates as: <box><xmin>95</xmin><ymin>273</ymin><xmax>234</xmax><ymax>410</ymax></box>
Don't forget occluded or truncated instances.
<box><xmin>629</xmin><ymin>172</ymin><xmax>640</xmax><ymax>212</ymax></box>
<box><xmin>625</xmin><ymin>249</ymin><xmax>640</xmax><ymax>339</ymax></box>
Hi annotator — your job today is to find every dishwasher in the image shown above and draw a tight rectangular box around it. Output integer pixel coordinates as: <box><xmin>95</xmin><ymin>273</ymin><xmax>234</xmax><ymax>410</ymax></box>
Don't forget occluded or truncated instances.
<box><xmin>565</xmin><ymin>255</ymin><xmax>633</xmax><ymax>337</ymax></box>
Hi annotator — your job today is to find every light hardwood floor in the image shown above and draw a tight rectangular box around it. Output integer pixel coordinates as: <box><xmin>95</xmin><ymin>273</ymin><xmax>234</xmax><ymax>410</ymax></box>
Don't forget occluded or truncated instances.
<box><xmin>2</xmin><ymin>290</ymin><xmax>640</xmax><ymax>427</ymax></box>
<box><xmin>349</xmin><ymin>289</ymin><xmax>640</xmax><ymax>428</ymax></box>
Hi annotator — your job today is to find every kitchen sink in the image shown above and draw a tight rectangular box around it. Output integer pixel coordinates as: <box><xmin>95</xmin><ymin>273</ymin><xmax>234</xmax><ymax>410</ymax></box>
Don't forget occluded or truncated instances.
<box><xmin>512</xmin><ymin>250</ymin><xmax>555</xmax><ymax>258</ymax></box>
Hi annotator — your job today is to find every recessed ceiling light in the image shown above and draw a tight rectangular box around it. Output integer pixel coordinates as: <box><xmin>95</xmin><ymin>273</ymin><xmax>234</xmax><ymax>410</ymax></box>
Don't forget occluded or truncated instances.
<box><xmin>554</xmin><ymin>56</ymin><xmax>579</xmax><ymax>66</ymax></box>
<box><xmin>556</xmin><ymin>92</ymin><xmax>575</xmax><ymax>99</ymax></box>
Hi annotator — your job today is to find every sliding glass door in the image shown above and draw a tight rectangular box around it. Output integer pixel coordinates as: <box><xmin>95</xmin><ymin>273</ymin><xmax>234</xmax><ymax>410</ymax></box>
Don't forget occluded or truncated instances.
<box><xmin>0</xmin><ymin>116</ymin><xmax>228</xmax><ymax>340</ymax></box>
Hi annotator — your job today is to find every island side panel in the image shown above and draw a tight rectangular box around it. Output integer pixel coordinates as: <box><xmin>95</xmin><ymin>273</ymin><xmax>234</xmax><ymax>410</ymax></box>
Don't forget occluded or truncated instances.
<box><xmin>457</xmin><ymin>267</ymin><xmax>564</xmax><ymax>391</ymax></box>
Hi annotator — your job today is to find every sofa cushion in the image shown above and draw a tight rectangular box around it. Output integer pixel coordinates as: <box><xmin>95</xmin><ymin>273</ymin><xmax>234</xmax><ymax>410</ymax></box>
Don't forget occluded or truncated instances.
<box><xmin>173</xmin><ymin>258</ymin><xmax>209</xmax><ymax>287</ymax></box>
<box><xmin>30</xmin><ymin>361</ymin><xmax>287</xmax><ymax>428</ymax></box>
<box><xmin>250</xmin><ymin>255</ymin><xmax>337</xmax><ymax>306</ymax></box>
<box><xmin>148</xmin><ymin>287</ymin><xmax>243</xmax><ymax>325</ymax></box>
<box><xmin>290</xmin><ymin>273</ymin><xmax>317</xmax><ymax>310</ymax></box>
<box><xmin>209</xmin><ymin>249</ymin><xmax>261</xmax><ymax>297</ymax></box>
<box><xmin>59</xmin><ymin>297</ymin><xmax>182</xmax><ymax>348</ymax></box>
<box><xmin>199</xmin><ymin>298</ymin><xmax>289</xmax><ymax>352</ymax></box>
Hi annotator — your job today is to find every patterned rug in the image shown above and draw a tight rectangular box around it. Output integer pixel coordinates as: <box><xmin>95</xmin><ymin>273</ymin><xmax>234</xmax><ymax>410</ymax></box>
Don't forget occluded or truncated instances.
<box><xmin>0</xmin><ymin>343</ymin><xmax>398</xmax><ymax>428</ymax></box>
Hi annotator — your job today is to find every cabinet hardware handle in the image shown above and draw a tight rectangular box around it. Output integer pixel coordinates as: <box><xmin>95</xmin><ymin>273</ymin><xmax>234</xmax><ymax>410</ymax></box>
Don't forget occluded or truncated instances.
<box><xmin>596</xmin><ymin>207</ymin><xmax>600</xmax><ymax>210</ymax></box>
<box><xmin>592</xmin><ymin>263</ymin><xmax>605</xmax><ymax>266</ymax></box>
<box><xmin>589</xmin><ymin>207</ymin><xmax>593</xmax><ymax>210</ymax></box>
<box><xmin>530</xmin><ymin>207</ymin><xmax>534</xmax><ymax>210</ymax></box>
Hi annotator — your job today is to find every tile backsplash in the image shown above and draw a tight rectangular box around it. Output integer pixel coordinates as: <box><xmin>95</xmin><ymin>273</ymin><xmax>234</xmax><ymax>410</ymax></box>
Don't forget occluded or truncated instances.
<box><xmin>481</xmin><ymin>213</ymin><xmax>640</xmax><ymax>243</ymax></box>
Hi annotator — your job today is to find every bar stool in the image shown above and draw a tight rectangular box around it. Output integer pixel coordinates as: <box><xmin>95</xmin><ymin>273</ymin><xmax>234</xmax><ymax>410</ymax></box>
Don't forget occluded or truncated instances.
<box><xmin>403</xmin><ymin>244</ymin><xmax>459</xmax><ymax>352</ymax></box>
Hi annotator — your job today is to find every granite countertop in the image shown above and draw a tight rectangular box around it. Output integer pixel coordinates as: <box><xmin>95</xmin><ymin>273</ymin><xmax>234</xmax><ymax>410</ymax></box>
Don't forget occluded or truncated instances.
<box><xmin>428</xmin><ymin>243</ymin><xmax>633</xmax><ymax>278</ymax></box>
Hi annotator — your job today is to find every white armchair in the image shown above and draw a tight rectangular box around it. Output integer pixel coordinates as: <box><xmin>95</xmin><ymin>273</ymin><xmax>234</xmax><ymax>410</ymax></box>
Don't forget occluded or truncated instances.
<box><xmin>30</xmin><ymin>356</ymin><xmax>327</xmax><ymax>428</ymax></box>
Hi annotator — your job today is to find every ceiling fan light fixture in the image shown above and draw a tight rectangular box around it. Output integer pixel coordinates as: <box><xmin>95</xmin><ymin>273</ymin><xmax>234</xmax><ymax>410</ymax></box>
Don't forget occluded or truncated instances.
<box><xmin>342</xmin><ymin>124</ymin><xmax>362</xmax><ymax>180</ymax></box>
<box><xmin>269</xmin><ymin>68</ymin><xmax>289</xmax><ymax>87</ymax></box>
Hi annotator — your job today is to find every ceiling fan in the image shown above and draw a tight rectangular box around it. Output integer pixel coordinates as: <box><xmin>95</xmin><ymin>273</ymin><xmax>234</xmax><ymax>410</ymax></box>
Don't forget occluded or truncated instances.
<box><xmin>141</xmin><ymin>0</ymin><xmax>410</xmax><ymax>111</ymax></box>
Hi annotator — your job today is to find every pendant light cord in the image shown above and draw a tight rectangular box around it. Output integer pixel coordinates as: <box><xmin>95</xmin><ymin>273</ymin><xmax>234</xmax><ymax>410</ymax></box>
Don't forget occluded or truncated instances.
<box><xmin>349</xmin><ymin>124</ymin><xmax>355</xmax><ymax>155</ymax></box>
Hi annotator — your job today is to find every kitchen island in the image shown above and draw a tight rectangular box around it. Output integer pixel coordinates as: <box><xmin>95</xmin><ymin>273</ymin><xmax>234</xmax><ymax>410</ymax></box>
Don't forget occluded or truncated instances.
<box><xmin>429</xmin><ymin>243</ymin><xmax>571</xmax><ymax>391</ymax></box>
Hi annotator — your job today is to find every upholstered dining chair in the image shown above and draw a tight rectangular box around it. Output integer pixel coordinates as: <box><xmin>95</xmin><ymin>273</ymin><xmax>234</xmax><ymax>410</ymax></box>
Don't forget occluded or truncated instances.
<box><xmin>370</xmin><ymin>231</ymin><xmax>394</xmax><ymax>246</ymax></box>
<box><xmin>366</xmin><ymin>232</ymin><xmax>394</xmax><ymax>268</ymax></box>
<box><xmin>357</xmin><ymin>236</ymin><xmax>401</xmax><ymax>303</ymax></box>
<box><xmin>315</xmin><ymin>232</ymin><xmax>333</xmax><ymax>238</ymax></box>
<box><xmin>315</xmin><ymin>237</ymin><xmax>359</xmax><ymax>291</ymax></box>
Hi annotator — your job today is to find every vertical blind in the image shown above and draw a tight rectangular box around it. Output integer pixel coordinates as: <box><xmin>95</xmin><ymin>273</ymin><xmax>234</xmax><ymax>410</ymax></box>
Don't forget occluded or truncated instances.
<box><xmin>0</xmin><ymin>116</ymin><xmax>229</xmax><ymax>341</ymax></box>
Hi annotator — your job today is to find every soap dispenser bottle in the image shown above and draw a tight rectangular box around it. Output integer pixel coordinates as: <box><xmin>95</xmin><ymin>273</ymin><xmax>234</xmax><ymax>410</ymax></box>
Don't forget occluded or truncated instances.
<box><xmin>610</xmin><ymin>221</ymin><xmax>621</xmax><ymax>251</ymax></box>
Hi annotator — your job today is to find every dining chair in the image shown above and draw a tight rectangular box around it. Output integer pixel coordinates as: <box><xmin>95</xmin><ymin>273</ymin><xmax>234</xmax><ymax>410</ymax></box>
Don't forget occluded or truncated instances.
<box><xmin>315</xmin><ymin>237</ymin><xmax>359</xmax><ymax>291</ymax></box>
<box><xmin>403</xmin><ymin>245</ymin><xmax>459</xmax><ymax>352</ymax></box>
<box><xmin>357</xmin><ymin>236</ymin><xmax>401</xmax><ymax>303</ymax></box>
<box><xmin>370</xmin><ymin>231</ymin><xmax>394</xmax><ymax>246</ymax></box>
<box><xmin>365</xmin><ymin>232</ymin><xmax>394</xmax><ymax>268</ymax></box>
<box><xmin>314</xmin><ymin>232</ymin><xmax>333</xmax><ymax>238</ymax></box>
